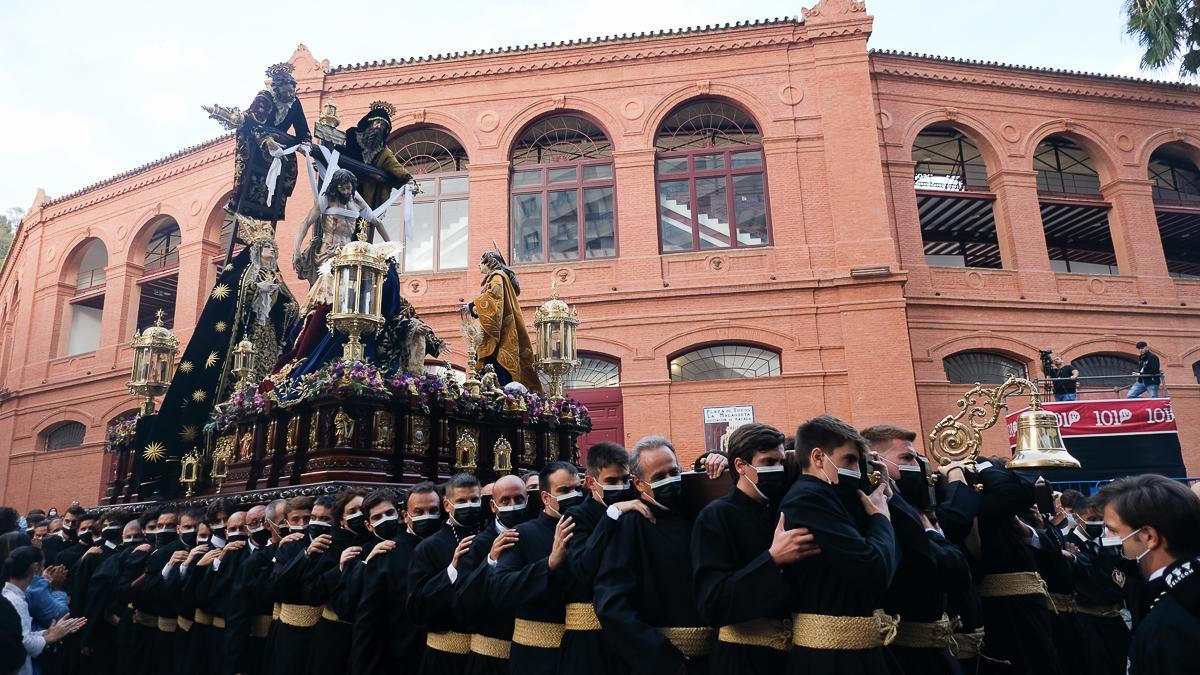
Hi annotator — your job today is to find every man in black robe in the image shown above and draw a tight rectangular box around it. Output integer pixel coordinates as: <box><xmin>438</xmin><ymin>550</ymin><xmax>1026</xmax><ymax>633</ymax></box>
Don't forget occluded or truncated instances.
<box><xmin>1062</xmin><ymin>500</ymin><xmax>1130</xmax><ymax>675</ymax></box>
<box><xmin>185</xmin><ymin>511</ymin><xmax>248</xmax><ymax>675</ymax></box>
<box><xmin>407</xmin><ymin>474</ymin><xmax>484</xmax><ymax>675</ymax></box>
<box><xmin>1095</xmin><ymin>474</ymin><xmax>1200</xmax><ymax>674</ymax></box>
<box><xmin>225</xmin><ymin>505</ymin><xmax>275</xmax><ymax>675</ymax></box>
<box><xmin>78</xmin><ymin>519</ymin><xmax>147</xmax><ymax>675</ymax></box>
<box><xmin>267</xmin><ymin>496</ymin><xmax>331</xmax><ymax>675</ymax></box>
<box><xmin>778</xmin><ymin>415</ymin><xmax>897</xmax><ymax>675</ymax></box>
<box><xmin>134</xmin><ymin>508</ymin><xmax>190</xmax><ymax>675</ymax></box>
<box><xmin>693</xmin><ymin>424</ymin><xmax>820</xmax><ymax>675</ymax></box>
<box><xmin>42</xmin><ymin>505</ymin><xmax>83</xmax><ymax>565</ymax></box>
<box><xmin>354</xmin><ymin>485</ymin><xmax>440</xmax><ymax>675</ymax></box>
<box><xmin>62</xmin><ymin>511</ymin><xmax>121</xmax><ymax>675</ymax></box>
<box><xmin>456</xmin><ymin>474</ymin><xmax>530</xmax><ymax>674</ymax></box>
<box><xmin>595</xmin><ymin>436</ymin><xmax>712</xmax><ymax>675</ymax></box>
<box><xmin>304</xmin><ymin>490</ymin><xmax>371</xmax><ymax>675</ymax></box>
<box><xmin>559</xmin><ymin>442</ymin><xmax>654</xmax><ymax>675</ymax></box>
<box><xmin>862</xmin><ymin>424</ymin><xmax>964</xmax><ymax>675</ymax></box>
<box><xmin>490</xmin><ymin>462</ymin><xmax>581</xmax><ymax>674</ymax></box>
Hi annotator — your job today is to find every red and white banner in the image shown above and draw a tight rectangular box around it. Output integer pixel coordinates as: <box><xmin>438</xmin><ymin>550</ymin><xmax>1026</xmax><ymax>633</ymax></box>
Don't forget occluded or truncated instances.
<box><xmin>1006</xmin><ymin>398</ymin><xmax>1177</xmax><ymax>446</ymax></box>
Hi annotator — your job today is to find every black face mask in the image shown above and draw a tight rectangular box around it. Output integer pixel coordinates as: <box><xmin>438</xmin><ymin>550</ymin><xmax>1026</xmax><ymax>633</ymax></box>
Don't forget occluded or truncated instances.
<box><xmin>79</xmin><ymin>531</ymin><xmax>95</xmax><ymax>546</ymax></box>
<box><xmin>649</xmin><ymin>475</ymin><xmax>683</xmax><ymax>510</ymax></box>
<box><xmin>372</xmin><ymin>517</ymin><xmax>400</xmax><ymax>542</ymax></box>
<box><xmin>101</xmin><ymin>527</ymin><xmax>121</xmax><ymax>544</ymax></box>
<box><xmin>744</xmin><ymin>466</ymin><xmax>788</xmax><ymax>505</ymax></box>
<box><xmin>1084</xmin><ymin>521</ymin><xmax>1104</xmax><ymax>540</ymax></box>
<box><xmin>896</xmin><ymin>466</ymin><xmax>932</xmax><ymax>510</ymax></box>
<box><xmin>453</xmin><ymin>504</ymin><xmax>483</xmax><ymax>532</ymax></box>
<box><xmin>180</xmin><ymin>530</ymin><xmax>198</xmax><ymax>548</ymax></box>
<box><xmin>249</xmin><ymin>527</ymin><xmax>271</xmax><ymax>548</ymax></box>
<box><xmin>344</xmin><ymin>513</ymin><xmax>369</xmax><ymax>539</ymax></box>
<box><xmin>496</xmin><ymin>503</ymin><xmax>533</xmax><ymax>529</ymax></box>
<box><xmin>156</xmin><ymin>530</ymin><xmax>178</xmax><ymax>548</ymax></box>
<box><xmin>409</xmin><ymin>515</ymin><xmax>440</xmax><ymax>540</ymax></box>
<box><xmin>553</xmin><ymin>491</ymin><xmax>584</xmax><ymax>515</ymax></box>
<box><xmin>211</xmin><ymin>525</ymin><xmax>226</xmax><ymax>540</ymax></box>
<box><xmin>307</xmin><ymin>521</ymin><xmax>332</xmax><ymax>541</ymax></box>
<box><xmin>122</xmin><ymin>537</ymin><xmax>145</xmax><ymax>549</ymax></box>
<box><xmin>602</xmin><ymin>482</ymin><xmax>635</xmax><ymax>506</ymax></box>
<box><xmin>527</xmin><ymin>489</ymin><xmax>544</xmax><ymax>516</ymax></box>
<box><xmin>226</xmin><ymin>532</ymin><xmax>249</xmax><ymax>544</ymax></box>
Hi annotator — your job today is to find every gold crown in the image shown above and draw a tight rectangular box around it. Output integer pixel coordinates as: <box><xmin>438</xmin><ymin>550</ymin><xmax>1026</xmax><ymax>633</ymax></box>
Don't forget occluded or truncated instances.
<box><xmin>368</xmin><ymin>100</ymin><xmax>397</xmax><ymax>117</ymax></box>
<box><xmin>265</xmin><ymin>62</ymin><xmax>296</xmax><ymax>78</ymax></box>
<box><xmin>235</xmin><ymin>215</ymin><xmax>276</xmax><ymax>246</ymax></box>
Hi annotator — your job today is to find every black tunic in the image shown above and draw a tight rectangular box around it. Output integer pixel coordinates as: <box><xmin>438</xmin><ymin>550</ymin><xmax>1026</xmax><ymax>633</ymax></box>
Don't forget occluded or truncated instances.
<box><xmin>491</xmin><ymin>513</ymin><xmax>568</xmax><ymax>675</ymax></box>
<box><xmin>226</xmin><ymin>542</ymin><xmax>276</xmax><ymax>675</ymax></box>
<box><xmin>778</xmin><ymin>475</ymin><xmax>898</xmax><ymax>675</ymax></box>
<box><xmin>407</xmin><ymin>524</ymin><xmax>473</xmax><ymax>675</ymax></box>
<box><xmin>559</xmin><ymin>497</ymin><xmax>627</xmax><ymax>675</ymax></box>
<box><xmin>76</xmin><ymin>544</ymin><xmax>136</xmax><ymax>675</ymax></box>
<box><xmin>139</xmin><ymin>540</ymin><xmax>188</xmax><ymax>675</ymax></box>
<box><xmin>594</xmin><ymin>505</ymin><xmax>708</xmax><ymax>675</ymax></box>
<box><xmin>353</xmin><ymin>532</ymin><xmax>423</xmax><ymax>675</ymax></box>
<box><xmin>304</xmin><ymin>528</ymin><xmax>368</xmax><ymax>675</ymax></box>
<box><xmin>267</xmin><ymin>539</ymin><xmax>319</xmax><ymax>675</ymax></box>
<box><xmin>691</xmin><ymin>487</ymin><xmax>791</xmax><ymax>675</ymax></box>
<box><xmin>455</xmin><ymin>524</ymin><xmax>508</xmax><ymax>675</ymax></box>
<box><xmin>1068</xmin><ymin>536</ymin><xmax>1132</xmax><ymax>675</ymax></box>
<box><xmin>1129</xmin><ymin>555</ymin><xmax>1200</xmax><ymax>674</ymax></box>
<box><xmin>884</xmin><ymin>495</ymin><xmax>961</xmax><ymax>675</ymax></box>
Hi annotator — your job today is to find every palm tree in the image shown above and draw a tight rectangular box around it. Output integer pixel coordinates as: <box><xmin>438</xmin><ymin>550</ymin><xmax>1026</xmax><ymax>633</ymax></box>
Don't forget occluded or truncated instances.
<box><xmin>1125</xmin><ymin>0</ymin><xmax>1200</xmax><ymax>75</ymax></box>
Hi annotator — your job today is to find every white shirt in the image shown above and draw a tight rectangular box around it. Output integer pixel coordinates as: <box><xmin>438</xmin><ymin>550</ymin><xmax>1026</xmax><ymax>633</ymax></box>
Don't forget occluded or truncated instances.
<box><xmin>2</xmin><ymin>581</ymin><xmax>46</xmax><ymax>675</ymax></box>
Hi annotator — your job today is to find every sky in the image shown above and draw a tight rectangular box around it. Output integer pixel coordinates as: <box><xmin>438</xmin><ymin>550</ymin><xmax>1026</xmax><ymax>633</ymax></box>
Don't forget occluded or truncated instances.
<box><xmin>0</xmin><ymin>0</ymin><xmax>1190</xmax><ymax>214</ymax></box>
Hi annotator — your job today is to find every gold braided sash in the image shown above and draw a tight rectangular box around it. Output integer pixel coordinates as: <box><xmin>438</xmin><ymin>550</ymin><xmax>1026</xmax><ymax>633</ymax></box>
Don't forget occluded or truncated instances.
<box><xmin>892</xmin><ymin>614</ymin><xmax>959</xmax><ymax>650</ymax></box>
<box><xmin>157</xmin><ymin>617</ymin><xmax>178</xmax><ymax>633</ymax></box>
<box><xmin>717</xmin><ymin>618</ymin><xmax>792</xmax><ymax>652</ymax></box>
<box><xmin>564</xmin><ymin>603</ymin><xmax>602</xmax><ymax>631</ymax></box>
<box><xmin>512</xmin><ymin>619</ymin><xmax>566</xmax><ymax>649</ymax></box>
<box><xmin>660</xmin><ymin>627</ymin><xmax>715</xmax><ymax>658</ymax></box>
<box><xmin>1074</xmin><ymin>602</ymin><xmax>1124</xmax><ymax>620</ymax></box>
<box><xmin>321</xmin><ymin>606</ymin><xmax>349</xmax><ymax>624</ymax></box>
<box><xmin>272</xmin><ymin>603</ymin><xmax>282</xmax><ymax>621</ymax></box>
<box><xmin>131</xmin><ymin>611</ymin><xmax>157</xmax><ymax>628</ymax></box>
<box><xmin>176</xmin><ymin>616</ymin><xmax>193</xmax><ymax>632</ymax></box>
<box><xmin>194</xmin><ymin>609</ymin><xmax>226</xmax><ymax>628</ymax></box>
<box><xmin>469</xmin><ymin>634</ymin><xmax>512</xmax><ymax>660</ymax></box>
<box><xmin>978</xmin><ymin>572</ymin><xmax>1048</xmax><ymax>599</ymax></box>
<box><xmin>279</xmin><ymin>603</ymin><xmax>323</xmax><ymax>628</ymax></box>
<box><xmin>952</xmin><ymin>628</ymin><xmax>986</xmax><ymax>660</ymax></box>
<box><xmin>426</xmin><ymin>631</ymin><xmax>472</xmax><ymax>655</ymax></box>
<box><xmin>251</xmin><ymin>616</ymin><xmax>272</xmax><ymax>639</ymax></box>
<box><xmin>792</xmin><ymin>609</ymin><xmax>899</xmax><ymax>650</ymax></box>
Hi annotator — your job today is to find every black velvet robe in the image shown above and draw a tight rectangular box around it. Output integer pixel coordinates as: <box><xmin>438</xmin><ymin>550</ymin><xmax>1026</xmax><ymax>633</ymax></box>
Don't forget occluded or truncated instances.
<box><xmin>267</xmin><ymin>539</ymin><xmax>320</xmax><ymax>675</ymax></box>
<box><xmin>225</xmin><ymin>542</ymin><xmax>276</xmax><ymax>675</ymax></box>
<box><xmin>691</xmin><ymin>487</ymin><xmax>790</xmax><ymax>675</ymax></box>
<box><xmin>559</xmin><ymin>497</ymin><xmax>627</xmax><ymax>675</ymax></box>
<box><xmin>76</xmin><ymin>544</ymin><xmax>138</xmax><ymax>675</ymax></box>
<box><xmin>491</xmin><ymin>513</ymin><xmax>568</xmax><ymax>675</ymax></box>
<box><xmin>884</xmin><ymin>496</ymin><xmax>962</xmax><ymax>675</ymax></box>
<box><xmin>778</xmin><ymin>475</ymin><xmax>898</xmax><ymax>675</ymax></box>
<box><xmin>304</xmin><ymin>528</ymin><xmax>369</xmax><ymax>675</ymax></box>
<box><xmin>455</xmin><ymin>524</ymin><xmax>508</xmax><ymax>675</ymax></box>
<box><xmin>1068</xmin><ymin>534</ymin><xmax>1132</xmax><ymax>675</ymax></box>
<box><xmin>139</xmin><ymin>539</ymin><xmax>188</xmax><ymax>675</ymax></box>
<box><xmin>407</xmin><ymin>524</ymin><xmax>474</xmax><ymax>675</ymax></box>
<box><xmin>595</xmin><ymin>505</ymin><xmax>708</xmax><ymax>675</ymax></box>
<box><xmin>353</xmin><ymin>532</ymin><xmax>423</xmax><ymax>675</ymax></box>
<box><xmin>1129</xmin><ymin>555</ymin><xmax>1200</xmax><ymax>674</ymax></box>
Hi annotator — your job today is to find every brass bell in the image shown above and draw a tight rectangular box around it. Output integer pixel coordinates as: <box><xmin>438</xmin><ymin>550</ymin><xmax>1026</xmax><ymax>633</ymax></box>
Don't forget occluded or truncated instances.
<box><xmin>1009</xmin><ymin>407</ymin><xmax>1081</xmax><ymax>469</ymax></box>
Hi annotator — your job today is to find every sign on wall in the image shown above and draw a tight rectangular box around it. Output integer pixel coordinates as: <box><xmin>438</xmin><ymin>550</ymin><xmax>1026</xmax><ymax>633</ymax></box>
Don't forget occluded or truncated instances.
<box><xmin>703</xmin><ymin>405</ymin><xmax>755</xmax><ymax>454</ymax></box>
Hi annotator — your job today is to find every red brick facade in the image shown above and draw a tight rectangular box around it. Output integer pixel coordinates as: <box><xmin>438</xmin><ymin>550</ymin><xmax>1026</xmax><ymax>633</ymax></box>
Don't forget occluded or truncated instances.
<box><xmin>2</xmin><ymin>1</ymin><xmax>1199</xmax><ymax>509</ymax></box>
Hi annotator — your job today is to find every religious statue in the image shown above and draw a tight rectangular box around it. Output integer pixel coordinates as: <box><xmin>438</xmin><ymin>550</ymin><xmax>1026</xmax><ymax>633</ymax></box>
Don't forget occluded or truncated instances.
<box><xmin>334</xmin><ymin>408</ymin><xmax>354</xmax><ymax>447</ymax></box>
<box><xmin>479</xmin><ymin>363</ymin><xmax>504</xmax><ymax>401</ymax></box>
<box><xmin>238</xmin><ymin>431</ymin><xmax>254</xmax><ymax>462</ymax></box>
<box><xmin>461</xmin><ymin>252</ymin><xmax>542</xmax><ymax>392</ymax></box>
<box><xmin>342</xmin><ymin>101</ymin><xmax>415</xmax><ymax>209</ymax></box>
<box><xmin>373</xmin><ymin>411</ymin><xmax>395</xmax><ymax>451</ymax></box>
<box><xmin>293</xmin><ymin>167</ymin><xmax>391</xmax><ymax>286</ymax></box>
<box><xmin>205</xmin><ymin>62</ymin><xmax>311</xmax><ymax>222</ymax></box>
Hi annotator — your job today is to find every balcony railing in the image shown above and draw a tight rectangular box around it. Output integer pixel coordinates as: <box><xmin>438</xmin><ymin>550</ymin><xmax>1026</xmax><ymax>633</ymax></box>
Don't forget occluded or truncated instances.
<box><xmin>1035</xmin><ymin>373</ymin><xmax>1168</xmax><ymax>401</ymax></box>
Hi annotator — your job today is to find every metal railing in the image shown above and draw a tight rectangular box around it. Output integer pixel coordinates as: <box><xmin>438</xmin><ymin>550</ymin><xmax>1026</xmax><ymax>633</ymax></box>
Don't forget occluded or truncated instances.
<box><xmin>1035</xmin><ymin>373</ymin><xmax>1168</xmax><ymax>402</ymax></box>
<box><xmin>1053</xmin><ymin>477</ymin><xmax>1198</xmax><ymax>496</ymax></box>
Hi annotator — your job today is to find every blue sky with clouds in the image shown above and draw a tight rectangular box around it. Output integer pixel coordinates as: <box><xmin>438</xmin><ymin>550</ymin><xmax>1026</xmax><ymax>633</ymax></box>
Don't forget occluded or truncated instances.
<box><xmin>0</xmin><ymin>0</ymin><xmax>1188</xmax><ymax>212</ymax></box>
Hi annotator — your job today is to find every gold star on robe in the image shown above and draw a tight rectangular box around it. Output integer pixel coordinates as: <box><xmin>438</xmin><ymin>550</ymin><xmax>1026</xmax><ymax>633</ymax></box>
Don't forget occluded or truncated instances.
<box><xmin>179</xmin><ymin>425</ymin><xmax>199</xmax><ymax>443</ymax></box>
<box><xmin>192</xmin><ymin>390</ymin><xmax>207</xmax><ymax>403</ymax></box>
<box><xmin>205</xmin><ymin>352</ymin><xmax>220</xmax><ymax>369</ymax></box>
<box><xmin>215</xmin><ymin>321</ymin><xmax>228</xmax><ymax>333</ymax></box>
<box><xmin>178</xmin><ymin>361</ymin><xmax>194</xmax><ymax>374</ymax></box>
<box><xmin>143</xmin><ymin>442</ymin><xmax>166</xmax><ymax>462</ymax></box>
<box><xmin>211</xmin><ymin>283</ymin><xmax>231</xmax><ymax>300</ymax></box>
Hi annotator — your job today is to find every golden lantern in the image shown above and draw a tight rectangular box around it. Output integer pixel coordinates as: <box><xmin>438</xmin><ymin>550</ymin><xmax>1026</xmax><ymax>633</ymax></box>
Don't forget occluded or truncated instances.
<box><xmin>179</xmin><ymin>448</ymin><xmax>201</xmax><ymax>497</ymax></box>
<box><xmin>210</xmin><ymin>436</ymin><xmax>234</xmax><ymax>493</ymax></box>
<box><xmin>327</xmin><ymin>235</ymin><xmax>387</xmax><ymax>362</ymax></box>
<box><xmin>929</xmin><ymin>375</ymin><xmax>1081</xmax><ymax>470</ymax></box>
<box><xmin>534</xmin><ymin>284</ymin><xmax>579</xmax><ymax>400</ymax></box>
<box><xmin>128</xmin><ymin>309</ymin><xmax>180</xmax><ymax>415</ymax></box>
<box><xmin>232</xmin><ymin>339</ymin><xmax>256</xmax><ymax>388</ymax></box>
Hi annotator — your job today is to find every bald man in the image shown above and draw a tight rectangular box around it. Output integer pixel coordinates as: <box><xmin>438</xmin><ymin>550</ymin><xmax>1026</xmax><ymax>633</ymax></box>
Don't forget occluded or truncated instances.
<box><xmin>79</xmin><ymin>518</ymin><xmax>147</xmax><ymax>675</ymax></box>
<box><xmin>457</xmin><ymin>475</ymin><xmax>531</xmax><ymax>674</ymax></box>
<box><xmin>228</xmin><ymin>505</ymin><xmax>275</xmax><ymax>675</ymax></box>
<box><xmin>185</xmin><ymin>511</ymin><xmax>248</xmax><ymax>675</ymax></box>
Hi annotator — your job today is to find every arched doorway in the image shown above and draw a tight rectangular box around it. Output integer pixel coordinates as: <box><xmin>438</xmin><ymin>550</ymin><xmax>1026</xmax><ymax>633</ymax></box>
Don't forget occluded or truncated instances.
<box><xmin>542</xmin><ymin>353</ymin><xmax>623</xmax><ymax>453</ymax></box>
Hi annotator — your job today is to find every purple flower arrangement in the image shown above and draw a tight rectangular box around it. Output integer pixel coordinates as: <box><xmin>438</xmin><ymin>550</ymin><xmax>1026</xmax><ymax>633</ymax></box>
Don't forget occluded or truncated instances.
<box><xmin>105</xmin><ymin>413</ymin><xmax>139</xmax><ymax>453</ymax></box>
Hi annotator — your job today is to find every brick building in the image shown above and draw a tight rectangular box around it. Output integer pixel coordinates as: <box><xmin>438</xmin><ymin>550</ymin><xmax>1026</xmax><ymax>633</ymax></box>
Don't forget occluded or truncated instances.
<box><xmin>2</xmin><ymin>0</ymin><xmax>1199</xmax><ymax>509</ymax></box>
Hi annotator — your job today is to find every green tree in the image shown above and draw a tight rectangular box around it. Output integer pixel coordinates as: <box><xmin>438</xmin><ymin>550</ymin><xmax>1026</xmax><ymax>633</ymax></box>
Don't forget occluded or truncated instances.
<box><xmin>1125</xmin><ymin>0</ymin><xmax>1200</xmax><ymax>75</ymax></box>
<box><xmin>0</xmin><ymin>208</ymin><xmax>22</xmax><ymax>267</ymax></box>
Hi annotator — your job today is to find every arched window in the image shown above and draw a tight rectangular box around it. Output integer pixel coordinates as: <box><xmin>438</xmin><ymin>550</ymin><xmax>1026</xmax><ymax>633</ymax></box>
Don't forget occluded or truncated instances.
<box><xmin>669</xmin><ymin>344</ymin><xmax>780</xmax><ymax>382</ymax></box>
<box><xmin>42</xmin><ymin>421</ymin><xmax>86</xmax><ymax>451</ymax></box>
<box><xmin>943</xmin><ymin>351</ymin><xmax>1027</xmax><ymax>384</ymax></box>
<box><xmin>137</xmin><ymin>219</ymin><xmax>180</xmax><ymax>329</ymax></box>
<box><xmin>510</xmin><ymin>115</ymin><xmax>615</xmax><ymax>264</ymax></box>
<box><xmin>387</xmin><ymin>128</ymin><xmax>471</xmax><ymax>272</ymax></box>
<box><xmin>655</xmin><ymin>100</ymin><xmax>769</xmax><ymax>253</ymax></box>
<box><xmin>1192</xmin><ymin>360</ymin><xmax>1200</xmax><ymax>385</ymax></box>
<box><xmin>1149</xmin><ymin>143</ymin><xmax>1200</xmax><ymax>279</ymax></box>
<box><xmin>1034</xmin><ymin>135</ymin><xmax>1117</xmax><ymax>275</ymax></box>
<box><xmin>540</xmin><ymin>354</ymin><xmax>620</xmax><ymax>390</ymax></box>
<box><xmin>912</xmin><ymin>126</ymin><xmax>1001</xmax><ymax>268</ymax></box>
<box><xmin>66</xmin><ymin>239</ymin><xmax>107</xmax><ymax>355</ymax></box>
<box><xmin>1073</xmin><ymin>354</ymin><xmax>1139</xmax><ymax>390</ymax></box>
